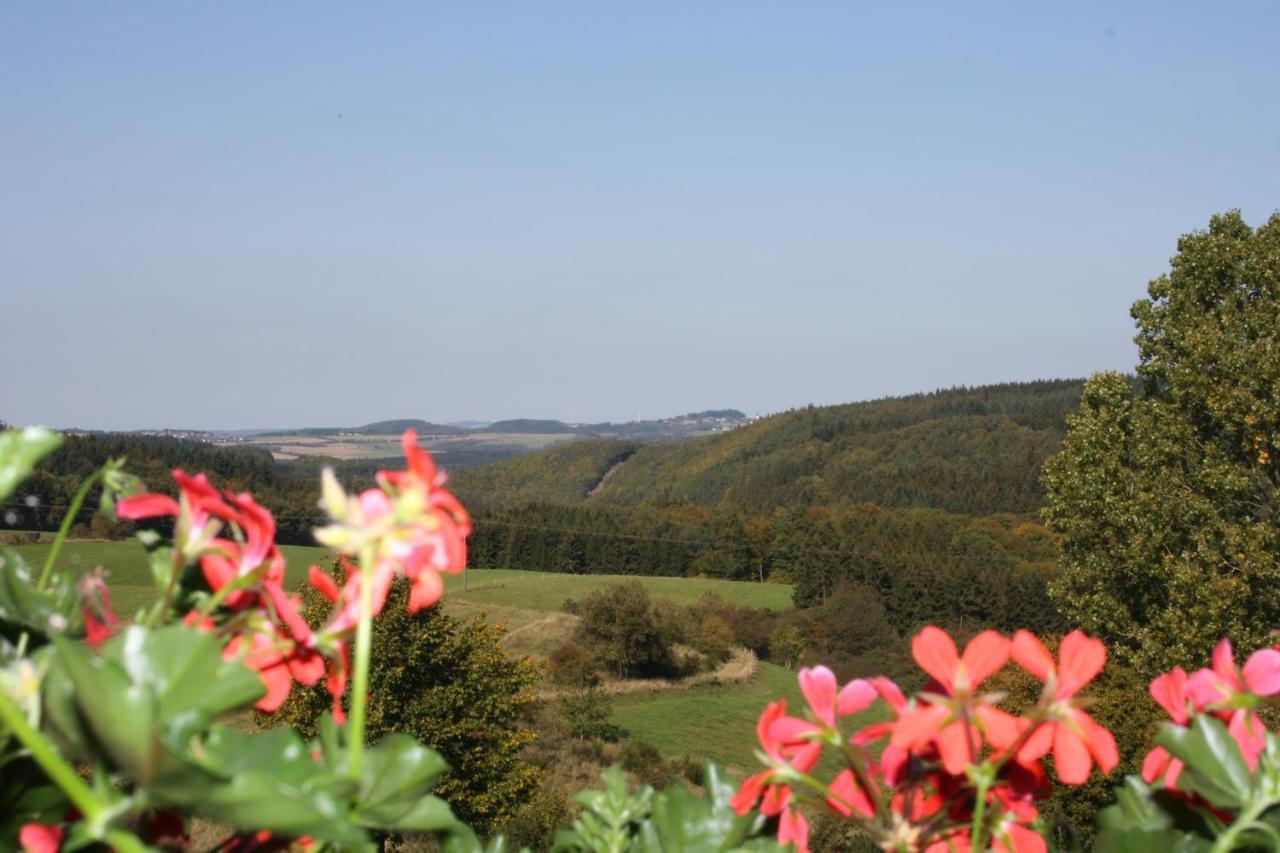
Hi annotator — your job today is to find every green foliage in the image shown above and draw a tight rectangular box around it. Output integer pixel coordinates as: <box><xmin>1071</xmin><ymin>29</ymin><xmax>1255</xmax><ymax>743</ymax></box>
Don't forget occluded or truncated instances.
<box><xmin>575</xmin><ymin>582</ymin><xmax>675</xmax><ymax>679</ymax></box>
<box><xmin>1045</xmin><ymin>211</ymin><xmax>1280</xmax><ymax>674</ymax></box>
<box><xmin>0</xmin><ymin>547</ymin><xmax>83</xmax><ymax>647</ymax></box>
<box><xmin>552</xmin><ymin>765</ymin><xmax>781</xmax><ymax>852</ymax></box>
<box><xmin>768</xmin><ymin>625</ymin><xmax>805</xmax><ymax>669</ymax></box>
<box><xmin>269</xmin><ymin>574</ymin><xmax>542</xmax><ymax>835</ymax></box>
<box><xmin>453</xmin><ymin>440</ymin><xmax>639</xmax><ymax>506</ymax></box>
<box><xmin>560</xmin><ymin>686</ymin><xmax>620</xmax><ymax>741</ymax></box>
<box><xmin>789</xmin><ymin>582</ymin><xmax>907</xmax><ymax>681</ymax></box>
<box><xmin>0</xmin><ymin>427</ymin><xmax>62</xmax><ymax>503</ymax></box>
<box><xmin>17</xmin><ymin>621</ymin><xmax>460</xmax><ymax>850</ymax></box>
<box><xmin>1096</xmin><ymin>718</ymin><xmax>1280</xmax><ymax>851</ymax></box>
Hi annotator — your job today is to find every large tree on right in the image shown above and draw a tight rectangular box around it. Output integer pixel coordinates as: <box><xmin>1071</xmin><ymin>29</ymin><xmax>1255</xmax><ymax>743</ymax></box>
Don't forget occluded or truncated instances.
<box><xmin>1044</xmin><ymin>210</ymin><xmax>1280</xmax><ymax>675</ymax></box>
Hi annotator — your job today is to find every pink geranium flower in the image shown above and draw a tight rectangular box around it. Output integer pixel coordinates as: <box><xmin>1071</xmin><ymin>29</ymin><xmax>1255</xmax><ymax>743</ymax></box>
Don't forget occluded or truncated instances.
<box><xmin>1185</xmin><ymin>638</ymin><xmax>1280</xmax><ymax>770</ymax></box>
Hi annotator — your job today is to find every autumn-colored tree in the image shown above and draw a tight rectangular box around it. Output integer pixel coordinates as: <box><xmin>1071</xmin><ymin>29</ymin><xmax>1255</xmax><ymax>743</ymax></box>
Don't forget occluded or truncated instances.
<box><xmin>1044</xmin><ymin>210</ymin><xmax>1280</xmax><ymax>674</ymax></box>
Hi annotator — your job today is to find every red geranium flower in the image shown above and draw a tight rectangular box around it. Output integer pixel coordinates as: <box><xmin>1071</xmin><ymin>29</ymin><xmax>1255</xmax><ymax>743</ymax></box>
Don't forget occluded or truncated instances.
<box><xmin>1010</xmin><ymin>630</ymin><xmax>1117</xmax><ymax>784</ymax></box>
<box><xmin>891</xmin><ymin>627</ymin><xmax>1017</xmax><ymax>774</ymax></box>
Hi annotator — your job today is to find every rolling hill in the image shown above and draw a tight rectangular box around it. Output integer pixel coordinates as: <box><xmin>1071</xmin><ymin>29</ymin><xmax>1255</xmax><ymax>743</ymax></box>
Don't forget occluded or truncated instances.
<box><xmin>452</xmin><ymin>379</ymin><xmax>1083</xmax><ymax>515</ymax></box>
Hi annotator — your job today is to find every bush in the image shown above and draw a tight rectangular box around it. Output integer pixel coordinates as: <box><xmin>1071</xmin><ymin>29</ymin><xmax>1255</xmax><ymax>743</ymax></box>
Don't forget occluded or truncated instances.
<box><xmin>619</xmin><ymin>739</ymin><xmax>671</xmax><ymax>789</ymax></box>
<box><xmin>768</xmin><ymin>624</ymin><xmax>806</xmax><ymax>668</ymax></box>
<box><xmin>493</xmin><ymin>784</ymin><xmax>570</xmax><ymax>852</ymax></box>
<box><xmin>574</xmin><ymin>581</ymin><xmax>675</xmax><ymax>678</ymax></box>
<box><xmin>558</xmin><ymin>685</ymin><xmax>620</xmax><ymax>741</ymax></box>
<box><xmin>548</xmin><ymin>641</ymin><xmax>599</xmax><ymax>687</ymax></box>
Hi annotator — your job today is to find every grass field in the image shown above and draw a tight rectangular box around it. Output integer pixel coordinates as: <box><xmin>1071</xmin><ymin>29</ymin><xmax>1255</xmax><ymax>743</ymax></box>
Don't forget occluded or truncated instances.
<box><xmin>454</xmin><ymin>568</ymin><xmax>792</xmax><ymax>611</ymax></box>
<box><xmin>6</xmin><ymin>541</ymin><xmax>793</xmax><ymax>616</ymax></box>
<box><xmin>610</xmin><ymin>661</ymin><xmax>880</xmax><ymax>772</ymax></box>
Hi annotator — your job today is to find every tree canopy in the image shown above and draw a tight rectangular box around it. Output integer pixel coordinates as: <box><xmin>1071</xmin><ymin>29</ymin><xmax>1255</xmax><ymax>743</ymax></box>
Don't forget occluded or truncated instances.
<box><xmin>1045</xmin><ymin>210</ymin><xmax>1280</xmax><ymax>674</ymax></box>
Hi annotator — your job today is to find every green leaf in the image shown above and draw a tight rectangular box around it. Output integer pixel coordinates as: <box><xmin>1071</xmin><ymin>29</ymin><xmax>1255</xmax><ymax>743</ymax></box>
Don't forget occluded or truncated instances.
<box><xmin>1095</xmin><ymin>777</ymin><xmax>1215</xmax><ymax>852</ymax></box>
<box><xmin>0</xmin><ymin>548</ymin><xmax>82</xmax><ymax>643</ymax></box>
<box><xmin>640</xmin><ymin>765</ymin><xmax>780</xmax><ymax>853</ymax></box>
<box><xmin>42</xmin><ymin>625</ymin><xmax>264</xmax><ymax>790</ymax></box>
<box><xmin>0</xmin><ymin>427</ymin><xmax>61</xmax><ymax>503</ymax></box>
<box><xmin>1157</xmin><ymin>717</ymin><xmax>1252</xmax><ymax>809</ymax></box>
<box><xmin>101</xmin><ymin>625</ymin><xmax>264</xmax><ymax>742</ymax></box>
<box><xmin>192</xmin><ymin>725</ymin><xmax>369</xmax><ymax>848</ymax></box>
<box><xmin>352</xmin><ymin>733</ymin><xmax>455</xmax><ymax>831</ymax></box>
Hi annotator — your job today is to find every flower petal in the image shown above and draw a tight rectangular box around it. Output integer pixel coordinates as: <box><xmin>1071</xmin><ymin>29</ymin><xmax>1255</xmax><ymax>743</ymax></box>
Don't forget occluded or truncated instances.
<box><xmin>1149</xmin><ymin>668</ymin><xmax>1190</xmax><ymax>723</ymax></box>
<box><xmin>959</xmin><ymin>630</ymin><xmax>1010</xmax><ymax>690</ymax></box>
<box><xmin>1242</xmin><ymin>649</ymin><xmax>1280</xmax><ymax>696</ymax></box>
<box><xmin>891</xmin><ymin>703</ymin><xmax>951</xmax><ymax>750</ymax></box>
<box><xmin>1053</xmin><ymin>724</ymin><xmax>1091</xmax><ymax>784</ymax></box>
<box><xmin>913</xmin><ymin>626</ymin><xmax>960</xmax><ymax>693</ymax></box>
<box><xmin>1010</xmin><ymin>630</ymin><xmax>1054</xmax><ymax>682</ymax></box>
<box><xmin>798</xmin><ymin>666</ymin><xmax>838</xmax><ymax>727</ymax></box>
<box><xmin>836</xmin><ymin>678</ymin><xmax>877</xmax><ymax>717</ymax></box>
<box><xmin>1057</xmin><ymin>630</ymin><xmax>1106</xmax><ymax>697</ymax></box>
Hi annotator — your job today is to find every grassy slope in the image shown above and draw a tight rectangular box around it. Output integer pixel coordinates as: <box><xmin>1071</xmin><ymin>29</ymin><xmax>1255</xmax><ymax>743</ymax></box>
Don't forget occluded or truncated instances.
<box><xmin>451</xmin><ymin>567</ymin><xmax>792</xmax><ymax>611</ymax></box>
<box><xmin>610</xmin><ymin>661</ymin><xmax>880</xmax><ymax>772</ymax></box>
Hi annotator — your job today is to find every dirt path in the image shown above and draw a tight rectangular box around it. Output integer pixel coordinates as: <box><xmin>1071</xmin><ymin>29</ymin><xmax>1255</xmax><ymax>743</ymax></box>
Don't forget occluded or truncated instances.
<box><xmin>587</xmin><ymin>452</ymin><xmax>634</xmax><ymax>497</ymax></box>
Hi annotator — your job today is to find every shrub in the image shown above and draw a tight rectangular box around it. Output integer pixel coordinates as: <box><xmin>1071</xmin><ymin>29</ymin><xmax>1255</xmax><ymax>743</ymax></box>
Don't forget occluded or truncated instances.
<box><xmin>548</xmin><ymin>641</ymin><xmax>600</xmax><ymax>687</ymax></box>
<box><xmin>558</xmin><ymin>685</ymin><xmax>619</xmax><ymax>741</ymax></box>
<box><xmin>573</xmin><ymin>581</ymin><xmax>674</xmax><ymax>678</ymax></box>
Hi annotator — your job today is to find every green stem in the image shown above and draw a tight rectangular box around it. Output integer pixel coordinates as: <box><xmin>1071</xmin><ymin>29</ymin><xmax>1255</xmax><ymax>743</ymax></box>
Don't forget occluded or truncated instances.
<box><xmin>38</xmin><ymin>470</ymin><xmax>102</xmax><ymax>591</ymax></box>
<box><xmin>969</xmin><ymin>772</ymin><xmax>992</xmax><ymax>853</ymax></box>
<box><xmin>1210</xmin><ymin>797</ymin><xmax>1280</xmax><ymax>853</ymax></box>
<box><xmin>346</xmin><ymin>543</ymin><xmax>376</xmax><ymax>779</ymax></box>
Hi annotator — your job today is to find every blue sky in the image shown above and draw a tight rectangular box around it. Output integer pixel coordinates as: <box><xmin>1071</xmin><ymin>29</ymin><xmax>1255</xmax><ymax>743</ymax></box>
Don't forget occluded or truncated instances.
<box><xmin>3</xmin><ymin>2</ymin><xmax>1277</xmax><ymax>429</ymax></box>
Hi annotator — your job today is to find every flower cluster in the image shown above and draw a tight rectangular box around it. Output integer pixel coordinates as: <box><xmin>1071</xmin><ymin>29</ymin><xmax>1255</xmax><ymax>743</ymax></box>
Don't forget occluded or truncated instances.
<box><xmin>1143</xmin><ymin>638</ymin><xmax>1280</xmax><ymax>787</ymax></box>
<box><xmin>110</xmin><ymin>428</ymin><xmax>470</xmax><ymax>716</ymax></box>
<box><xmin>735</xmin><ymin>626</ymin><xmax>1117</xmax><ymax>852</ymax></box>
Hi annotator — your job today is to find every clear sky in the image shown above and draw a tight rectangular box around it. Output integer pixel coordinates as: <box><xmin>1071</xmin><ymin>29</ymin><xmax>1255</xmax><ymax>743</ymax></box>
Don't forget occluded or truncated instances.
<box><xmin>3</xmin><ymin>3</ymin><xmax>1277</xmax><ymax>430</ymax></box>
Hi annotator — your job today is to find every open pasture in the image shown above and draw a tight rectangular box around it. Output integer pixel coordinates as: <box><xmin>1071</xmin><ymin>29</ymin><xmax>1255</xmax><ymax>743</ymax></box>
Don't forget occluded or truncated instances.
<box><xmin>6</xmin><ymin>541</ymin><xmax>793</xmax><ymax>616</ymax></box>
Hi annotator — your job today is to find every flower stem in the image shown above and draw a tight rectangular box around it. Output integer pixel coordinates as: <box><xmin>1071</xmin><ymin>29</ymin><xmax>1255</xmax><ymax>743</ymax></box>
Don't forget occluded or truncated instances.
<box><xmin>969</xmin><ymin>768</ymin><xmax>994</xmax><ymax>853</ymax></box>
<box><xmin>38</xmin><ymin>469</ymin><xmax>101</xmax><ymax>591</ymax></box>
<box><xmin>0</xmin><ymin>691</ymin><xmax>145</xmax><ymax>851</ymax></box>
<box><xmin>346</xmin><ymin>543</ymin><xmax>376</xmax><ymax>779</ymax></box>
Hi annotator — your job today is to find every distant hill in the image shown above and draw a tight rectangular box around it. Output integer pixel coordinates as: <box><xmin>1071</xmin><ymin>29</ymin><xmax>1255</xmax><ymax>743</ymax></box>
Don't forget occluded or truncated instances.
<box><xmin>484</xmin><ymin>419</ymin><xmax>577</xmax><ymax>435</ymax></box>
<box><xmin>452</xmin><ymin>380</ymin><xmax>1084</xmax><ymax>515</ymax></box>
<box><xmin>261</xmin><ymin>419</ymin><xmax>464</xmax><ymax>438</ymax></box>
<box><xmin>258</xmin><ymin>410</ymin><xmax>752</xmax><ymax>443</ymax></box>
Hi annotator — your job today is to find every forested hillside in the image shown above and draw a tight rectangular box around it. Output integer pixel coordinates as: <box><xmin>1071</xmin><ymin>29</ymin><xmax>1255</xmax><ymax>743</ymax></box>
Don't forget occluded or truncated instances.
<box><xmin>452</xmin><ymin>380</ymin><xmax>1083</xmax><ymax>515</ymax></box>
